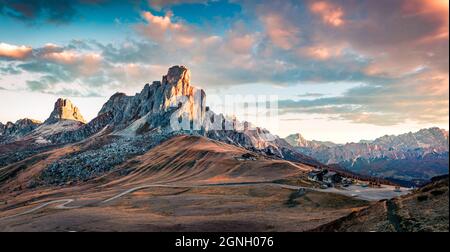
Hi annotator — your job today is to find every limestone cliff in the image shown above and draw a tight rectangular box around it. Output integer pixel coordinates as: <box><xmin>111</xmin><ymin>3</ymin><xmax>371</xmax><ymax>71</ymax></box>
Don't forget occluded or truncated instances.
<box><xmin>44</xmin><ymin>98</ymin><xmax>86</xmax><ymax>124</ymax></box>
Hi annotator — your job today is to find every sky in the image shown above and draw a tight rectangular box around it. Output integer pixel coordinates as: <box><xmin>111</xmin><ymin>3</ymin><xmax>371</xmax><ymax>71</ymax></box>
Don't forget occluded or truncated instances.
<box><xmin>0</xmin><ymin>0</ymin><xmax>448</xmax><ymax>143</ymax></box>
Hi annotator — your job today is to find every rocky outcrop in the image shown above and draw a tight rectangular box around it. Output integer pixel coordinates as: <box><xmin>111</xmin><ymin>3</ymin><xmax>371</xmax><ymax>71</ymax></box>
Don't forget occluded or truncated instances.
<box><xmin>1</xmin><ymin>99</ymin><xmax>87</xmax><ymax>145</ymax></box>
<box><xmin>97</xmin><ymin>66</ymin><xmax>206</xmax><ymax>134</ymax></box>
<box><xmin>44</xmin><ymin>98</ymin><xmax>86</xmax><ymax>124</ymax></box>
<box><xmin>0</xmin><ymin>118</ymin><xmax>42</xmax><ymax>143</ymax></box>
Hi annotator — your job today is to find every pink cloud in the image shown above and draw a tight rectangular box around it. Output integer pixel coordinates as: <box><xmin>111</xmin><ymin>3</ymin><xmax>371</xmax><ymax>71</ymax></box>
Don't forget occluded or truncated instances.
<box><xmin>310</xmin><ymin>1</ymin><xmax>345</xmax><ymax>27</ymax></box>
<box><xmin>40</xmin><ymin>48</ymin><xmax>102</xmax><ymax>76</ymax></box>
<box><xmin>42</xmin><ymin>51</ymin><xmax>79</xmax><ymax>64</ymax></box>
<box><xmin>137</xmin><ymin>11</ymin><xmax>195</xmax><ymax>47</ymax></box>
<box><xmin>344</xmin><ymin>0</ymin><xmax>448</xmax><ymax>80</ymax></box>
<box><xmin>173</xmin><ymin>34</ymin><xmax>196</xmax><ymax>47</ymax></box>
<box><xmin>403</xmin><ymin>0</ymin><xmax>449</xmax><ymax>44</ymax></box>
<box><xmin>261</xmin><ymin>14</ymin><xmax>300</xmax><ymax>50</ymax></box>
<box><xmin>140</xmin><ymin>12</ymin><xmax>183</xmax><ymax>34</ymax></box>
<box><xmin>141</xmin><ymin>11</ymin><xmax>183</xmax><ymax>32</ymax></box>
<box><xmin>136</xmin><ymin>10</ymin><xmax>259</xmax><ymax>71</ymax></box>
<box><xmin>0</xmin><ymin>42</ymin><xmax>32</xmax><ymax>59</ymax></box>
<box><xmin>225</xmin><ymin>28</ymin><xmax>257</xmax><ymax>55</ymax></box>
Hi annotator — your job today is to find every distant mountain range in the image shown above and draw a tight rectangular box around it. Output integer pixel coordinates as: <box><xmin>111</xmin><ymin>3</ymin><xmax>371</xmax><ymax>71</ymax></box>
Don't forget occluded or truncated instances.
<box><xmin>285</xmin><ymin>129</ymin><xmax>449</xmax><ymax>184</ymax></box>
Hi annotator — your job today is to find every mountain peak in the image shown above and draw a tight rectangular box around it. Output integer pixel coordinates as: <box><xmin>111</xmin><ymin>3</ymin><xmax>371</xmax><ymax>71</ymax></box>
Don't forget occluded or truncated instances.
<box><xmin>163</xmin><ymin>65</ymin><xmax>190</xmax><ymax>86</ymax></box>
<box><xmin>45</xmin><ymin>98</ymin><xmax>86</xmax><ymax>124</ymax></box>
<box><xmin>162</xmin><ymin>65</ymin><xmax>192</xmax><ymax>97</ymax></box>
<box><xmin>16</xmin><ymin>118</ymin><xmax>42</xmax><ymax>125</ymax></box>
<box><xmin>285</xmin><ymin>133</ymin><xmax>308</xmax><ymax>147</ymax></box>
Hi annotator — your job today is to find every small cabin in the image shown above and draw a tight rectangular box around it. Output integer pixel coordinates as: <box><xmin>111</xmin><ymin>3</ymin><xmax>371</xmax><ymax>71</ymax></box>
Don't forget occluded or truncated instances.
<box><xmin>323</xmin><ymin>172</ymin><xmax>341</xmax><ymax>184</ymax></box>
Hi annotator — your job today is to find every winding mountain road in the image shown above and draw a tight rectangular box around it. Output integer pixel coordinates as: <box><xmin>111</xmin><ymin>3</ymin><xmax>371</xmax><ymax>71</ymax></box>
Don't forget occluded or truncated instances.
<box><xmin>0</xmin><ymin>199</ymin><xmax>76</xmax><ymax>220</ymax></box>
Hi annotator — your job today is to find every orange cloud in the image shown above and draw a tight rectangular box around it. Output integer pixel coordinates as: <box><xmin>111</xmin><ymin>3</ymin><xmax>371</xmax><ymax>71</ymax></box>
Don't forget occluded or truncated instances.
<box><xmin>403</xmin><ymin>0</ymin><xmax>449</xmax><ymax>44</ymax></box>
<box><xmin>41</xmin><ymin>50</ymin><xmax>102</xmax><ymax>75</ymax></box>
<box><xmin>138</xmin><ymin>11</ymin><xmax>187</xmax><ymax>42</ymax></box>
<box><xmin>141</xmin><ymin>11</ymin><xmax>183</xmax><ymax>31</ymax></box>
<box><xmin>261</xmin><ymin>14</ymin><xmax>300</xmax><ymax>50</ymax></box>
<box><xmin>43</xmin><ymin>51</ymin><xmax>79</xmax><ymax>64</ymax></box>
<box><xmin>310</xmin><ymin>1</ymin><xmax>344</xmax><ymax>27</ymax></box>
<box><xmin>0</xmin><ymin>42</ymin><xmax>32</xmax><ymax>59</ymax></box>
<box><xmin>404</xmin><ymin>0</ymin><xmax>449</xmax><ymax>14</ymax></box>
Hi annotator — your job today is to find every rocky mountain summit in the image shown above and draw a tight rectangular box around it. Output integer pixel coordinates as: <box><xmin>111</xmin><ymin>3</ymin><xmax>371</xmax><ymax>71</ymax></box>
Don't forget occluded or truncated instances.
<box><xmin>285</xmin><ymin>128</ymin><xmax>449</xmax><ymax>182</ymax></box>
<box><xmin>97</xmin><ymin>65</ymin><xmax>206</xmax><ymax>134</ymax></box>
<box><xmin>44</xmin><ymin>98</ymin><xmax>86</xmax><ymax>124</ymax></box>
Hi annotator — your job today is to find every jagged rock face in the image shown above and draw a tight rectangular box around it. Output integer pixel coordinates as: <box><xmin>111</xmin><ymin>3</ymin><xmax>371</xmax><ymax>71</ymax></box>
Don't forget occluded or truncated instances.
<box><xmin>371</xmin><ymin>128</ymin><xmax>449</xmax><ymax>152</ymax></box>
<box><xmin>0</xmin><ymin>122</ymin><xmax>3</xmax><ymax>136</ymax></box>
<box><xmin>98</xmin><ymin>65</ymin><xmax>206</xmax><ymax>134</ymax></box>
<box><xmin>0</xmin><ymin>118</ymin><xmax>42</xmax><ymax>142</ymax></box>
<box><xmin>163</xmin><ymin>65</ymin><xmax>191</xmax><ymax>96</ymax></box>
<box><xmin>45</xmin><ymin>98</ymin><xmax>86</xmax><ymax>124</ymax></box>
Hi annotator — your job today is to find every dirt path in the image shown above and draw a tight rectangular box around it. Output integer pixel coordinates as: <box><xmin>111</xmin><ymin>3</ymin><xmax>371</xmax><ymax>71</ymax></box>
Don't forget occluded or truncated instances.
<box><xmin>0</xmin><ymin>199</ymin><xmax>76</xmax><ymax>220</ymax></box>
<box><xmin>386</xmin><ymin>200</ymin><xmax>403</xmax><ymax>232</ymax></box>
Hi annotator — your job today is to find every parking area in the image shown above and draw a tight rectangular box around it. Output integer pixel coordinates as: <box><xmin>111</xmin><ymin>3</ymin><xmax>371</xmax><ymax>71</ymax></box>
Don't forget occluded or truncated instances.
<box><xmin>321</xmin><ymin>184</ymin><xmax>411</xmax><ymax>201</ymax></box>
